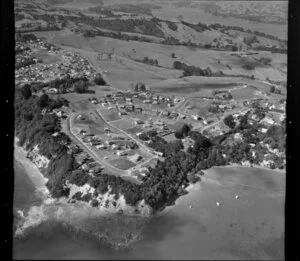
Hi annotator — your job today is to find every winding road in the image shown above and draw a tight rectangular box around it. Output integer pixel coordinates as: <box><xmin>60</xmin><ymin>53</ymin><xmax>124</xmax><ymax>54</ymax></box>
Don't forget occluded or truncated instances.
<box><xmin>66</xmin><ymin>113</ymin><xmax>129</xmax><ymax>176</ymax></box>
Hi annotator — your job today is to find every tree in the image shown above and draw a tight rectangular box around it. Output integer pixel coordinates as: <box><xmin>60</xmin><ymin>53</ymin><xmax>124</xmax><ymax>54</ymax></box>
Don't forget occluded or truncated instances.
<box><xmin>94</xmin><ymin>73</ymin><xmax>106</xmax><ymax>85</ymax></box>
<box><xmin>173</xmin><ymin>61</ymin><xmax>183</xmax><ymax>70</ymax></box>
<box><xmin>270</xmin><ymin>86</ymin><xmax>276</xmax><ymax>93</ymax></box>
<box><xmin>37</xmin><ymin>94</ymin><xmax>49</xmax><ymax>108</ymax></box>
<box><xmin>171</xmin><ymin>53</ymin><xmax>176</xmax><ymax>58</ymax></box>
<box><xmin>133</xmin><ymin>82</ymin><xmax>146</xmax><ymax>92</ymax></box>
<box><xmin>148</xmin><ymin>130</ymin><xmax>157</xmax><ymax>137</ymax></box>
<box><xmin>74</xmin><ymin>80</ymin><xmax>89</xmax><ymax>93</ymax></box>
<box><xmin>231</xmin><ymin>45</ymin><xmax>238</xmax><ymax>52</ymax></box>
<box><xmin>174</xmin><ymin>131</ymin><xmax>183</xmax><ymax>139</ymax></box>
<box><xmin>21</xmin><ymin>84</ymin><xmax>32</xmax><ymax>99</ymax></box>
<box><xmin>224</xmin><ymin>115</ymin><xmax>236</xmax><ymax>129</ymax></box>
<box><xmin>181</xmin><ymin>124</ymin><xmax>191</xmax><ymax>137</ymax></box>
<box><xmin>139</xmin><ymin>133</ymin><xmax>149</xmax><ymax>141</ymax></box>
<box><xmin>193</xmin><ymin>134</ymin><xmax>212</xmax><ymax>151</ymax></box>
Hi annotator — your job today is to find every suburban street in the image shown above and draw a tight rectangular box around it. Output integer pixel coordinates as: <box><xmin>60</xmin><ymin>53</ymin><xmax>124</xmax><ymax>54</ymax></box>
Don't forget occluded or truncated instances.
<box><xmin>66</xmin><ymin>113</ymin><xmax>129</xmax><ymax>176</ymax></box>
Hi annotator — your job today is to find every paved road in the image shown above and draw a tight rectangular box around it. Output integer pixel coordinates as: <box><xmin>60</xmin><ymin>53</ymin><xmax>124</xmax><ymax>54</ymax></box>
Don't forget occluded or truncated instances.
<box><xmin>67</xmin><ymin>113</ymin><xmax>129</xmax><ymax>176</ymax></box>
<box><xmin>95</xmin><ymin>107</ymin><xmax>155</xmax><ymax>158</ymax></box>
<box><xmin>195</xmin><ymin>108</ymin><xmax>251</xmax><ymax>133</ymax></box>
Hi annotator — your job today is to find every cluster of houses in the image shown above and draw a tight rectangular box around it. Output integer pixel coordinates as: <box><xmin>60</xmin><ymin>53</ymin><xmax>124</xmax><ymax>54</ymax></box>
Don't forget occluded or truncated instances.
<box><xmin>15</xmin><ymin>38</ymin><xmax>96</xmax><ymax>86</ymax></box>
<box><xmin>243</xmin><ymin>98</ymin><xmax>285</xmax><ymax>113</ymax></box>
<box><xmin>105</xmin><ymin>91</ymin><xmax>182</xmax><ymax>108</ymax></box>
<box><xmin>209</xmin><ymin>102</ymin><xmax>236</xmax><ymax>113</ymax></box>
<box><xmin>213</xmin><ymin>90</ymin><xmax>233</xmax><ymax>100</ymax></box>
<box><xmin>136</xmin><ymin>118</ymin><xmax>174</xmax><ymax>138</ymax></box>
<box><xmin>92</xmin><ymin>91</ymin><xmax>183</xmax><ymax>117</ymax></box>
<box><xmin>78</xmin><ymin>129</ymin><xmax>139</xmax><ymax>156</ymax></box>
<box><xmin>41</xmin><ymin>107</ymin><xmax>69</xmax><ymax>118</ymax></box>
<box><xmin>73</xmin><ymin>150</ymin><xmax>104</xmax><ymax>175</ymax></box>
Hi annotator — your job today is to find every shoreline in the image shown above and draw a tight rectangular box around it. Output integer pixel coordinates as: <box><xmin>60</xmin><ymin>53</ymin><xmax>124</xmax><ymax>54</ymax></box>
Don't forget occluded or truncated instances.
<box><xmin>210</xmin><ymin>163</ymin><xmax>286</xmax><ymax>174</ymax></box>
<box><xmin>14</xmin><ymin>140</ymin><xmax>50</xmax><ymax>194</ymax></box>
<box><xmin>14</xmin><ymin>136</ymin><xmax>285</xmax><ymax>217</ymax></box>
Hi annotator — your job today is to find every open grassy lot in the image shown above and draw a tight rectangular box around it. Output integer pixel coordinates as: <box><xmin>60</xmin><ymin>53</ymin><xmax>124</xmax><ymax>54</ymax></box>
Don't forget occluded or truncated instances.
<box><xmin>109</xmin><ymin>117</ymin><xmax>135</xmax><ymax>130</ymax></box>
<box><xmin>230</xmin><ymin>86</ymin><xmax>257</xmax><ymax>100</ymax></box>
<box><xmin>60</xmin><ymin>93</ymin><xmax>94</xmax><ymax>111</ymax></box>
<box><xmin>98</xmin><ymin>108</ymin><xmax>121</xmax><ymax>122</ymax></box>
<box><xmin>73</xmin><ymin>111</ymin><xmax>108</xmax><ymax>135</ymax></box>
<box><xmin>162</xmin><ymin>133</ymin><xmax>177</xmax><ymax>143</ymax></box>
<box><xmin>60</xmin><ymin>85</ymin><xmax>111</xmax><ymax>112</ymax></box>
<box><xmin>109</xmin><ymin>158</ymin><xmax>136</xmax><ymax>170</ymax></box>
<box><xmin>150</xmin><ymin>76</ymin><xmax>241</xmax><ymax>97</ymax></box>
<box><xmin>125</xmin><ymin>126</ymin><xmax>143</xmax><ymax>134</ymax></box>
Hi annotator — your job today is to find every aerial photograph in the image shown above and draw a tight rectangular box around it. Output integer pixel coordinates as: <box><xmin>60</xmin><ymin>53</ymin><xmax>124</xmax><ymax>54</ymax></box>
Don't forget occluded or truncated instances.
<box><xmin>13</xmin><ymin>0</ymin><xmax>287</xmax><ymax>259</ymax></box>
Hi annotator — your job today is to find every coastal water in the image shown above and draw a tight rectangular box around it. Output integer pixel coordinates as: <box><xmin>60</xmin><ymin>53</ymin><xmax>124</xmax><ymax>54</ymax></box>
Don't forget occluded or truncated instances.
<box><xmin>13</xmin><ymin>157</ymin><xmax>285</xmax><ymax>260</ymax></box>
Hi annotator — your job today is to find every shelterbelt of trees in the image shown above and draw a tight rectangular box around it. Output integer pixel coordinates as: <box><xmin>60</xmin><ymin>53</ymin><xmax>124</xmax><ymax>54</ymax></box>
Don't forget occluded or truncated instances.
<box><xmin>15</xmin><ymin>88</ymin><xmax>285</xmax><ymax>211</ymax></box>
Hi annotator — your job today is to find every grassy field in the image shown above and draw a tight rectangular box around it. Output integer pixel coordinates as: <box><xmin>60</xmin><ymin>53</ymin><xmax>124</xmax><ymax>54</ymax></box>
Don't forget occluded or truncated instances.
<box><xmin>126</xmin><ymin>126</ymin><xmax>143</xmax><ymax>134</ymax></box>
<box><xmin>110</xmin><ymin>117</ymin><xmax>135</xmax><ymax>130</ymax></box>
<box><xmin>73</xmin><ymin>111</ymin><xmax>108</xmax><ymax>135</ymax></box>
<box><xmin>151</xmin><ymin>3</ymin><xmax>287</xmax><ymax>40</ymax></box>
<box><xmin>61</xmin><ymin>93</ymin><xmax>94</xmax><ymax>111</ymax></box>
<box><xmin>37</xmin><ymin>30</ymin><xmax>286</xmax><ymax>87</ymax></box>
<box><xmin>109</xmin><ymin>158</ymin><xmax>136</xmax><ymax>170</ymax></box>
<box><xmin>230</xmin><ymin>86</ymin><xmax>256</xmax><ymax>100</ymax></box>
<box><xmin>98</xmin><ymin>108</ymin><xmax>121</xmax><ymax>122</ymax></box>
<box><xmin>184</xmin><ymin>99</ymin><xmax>213</xmax><ymax>116</ymax></box>
<box><xmin>150</xmin><ymin>76</ymin><xmax>241</xmax><ymax>96</ymax></box>
<box><xmin>60</xmin><ymin>85</ymin><xmax>112</xmax><ymax>112</ymax></box>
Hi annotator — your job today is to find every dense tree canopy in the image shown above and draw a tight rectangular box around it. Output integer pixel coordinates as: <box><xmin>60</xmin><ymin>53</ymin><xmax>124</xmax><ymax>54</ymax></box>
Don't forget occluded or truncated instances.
<box><xmin>74</xmin><ymin>80</ymin><xmax>89</xmax><ymax>93</ymax></box>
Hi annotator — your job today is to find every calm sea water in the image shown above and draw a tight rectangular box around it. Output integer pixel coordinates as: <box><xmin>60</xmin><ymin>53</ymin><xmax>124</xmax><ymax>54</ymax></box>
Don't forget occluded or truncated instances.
<box><xmin>13</xmin><ymin>159</ymin><xmax>285</xmax><ymax>260</ymax></box>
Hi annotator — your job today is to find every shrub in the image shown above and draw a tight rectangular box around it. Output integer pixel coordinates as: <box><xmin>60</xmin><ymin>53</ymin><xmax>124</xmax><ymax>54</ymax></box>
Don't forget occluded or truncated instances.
<box><xmin>21</xmin><ymin>84</ymin><xmax>32</xmax><ymax>100</ymax></box>
<box><xmin>37</xmin><ymin>94</ymin><xmax>49</xmax><ymax>108</ymax></box>
<box><xmin>94</xmin><ymin>73</ymin><xmax>106</xmax><ymax>85</ymax></box>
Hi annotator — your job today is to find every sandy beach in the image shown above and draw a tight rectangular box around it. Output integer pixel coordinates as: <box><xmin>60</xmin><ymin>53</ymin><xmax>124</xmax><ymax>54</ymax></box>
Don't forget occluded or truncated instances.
<box><xmin>14</xmin><ymin>142</ymin><xmax>49</xmax><ymax>194</ymax></box>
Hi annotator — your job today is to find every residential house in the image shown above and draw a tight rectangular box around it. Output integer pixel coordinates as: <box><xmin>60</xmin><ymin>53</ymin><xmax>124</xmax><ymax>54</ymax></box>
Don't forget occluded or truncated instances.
<box><xmin>170</xmin><ymin>111</ymin><xmax>179</xmax><ymax>118</ymax></box>
<box><xmin>116</xmin><ymin>151</ymin><xmax>127</xmax><ymax>156</ymax></box>
<box><xmin>192</xmin><ymin>115</ymin><xmax>202</xmax><ymax>121</ymax></box>
<box><xmin>135</xmin><ymin>107</ymin><xmax>143</xmax><ymax>113</ymax></box>
<box><xmin>119</xmin><ymin>111</ymin><xmax>127</xmax><ymax>116</ymax></box>
<box><xmin>162</xmin><ymin>111</ymin><xmax>169</xmax><ymax>117</ymax></box>
<box><xmin>260</xmin><ymin>117</ymin><xmax>275</xmax><ymax>127</ymax></box>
